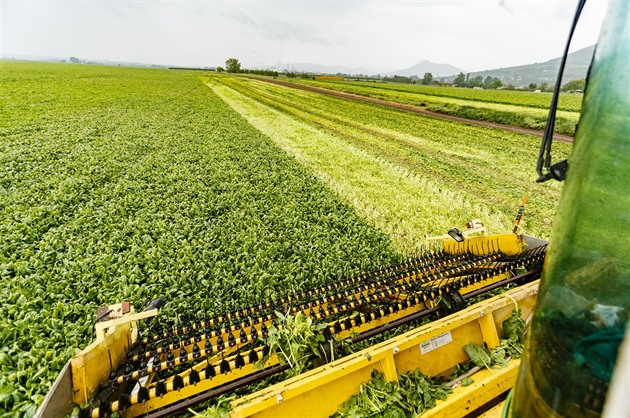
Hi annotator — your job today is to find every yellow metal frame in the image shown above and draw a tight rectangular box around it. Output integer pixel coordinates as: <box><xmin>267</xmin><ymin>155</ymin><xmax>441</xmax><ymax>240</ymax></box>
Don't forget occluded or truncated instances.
<box><xmin>426</xmin><ymin>223</ymin><xmax>488</xmax><ymax>247</ymax></box>
<box><xmin>72</xmin><ymin>307</ymin><xmax>158</xmax><ymax>405</ymax></box>
<box><xmin>115</xmin><ymin>266</ymin><xmax>519</xmax><ymax>415</ymax></box>
<box><xmin>229</xmin><ymin>281</ymin><xmax>539</xmax><ymax>418</ymax></box>
<box><xmin>443</xmin><ymin>233</ymin><xmax>524</xmax><ymax>256</ymax></box>
<box><xmin>121</xmin><ymin>357</ymin><xmax>280</xmax><ymax>417</ymax></box>
<box><xmin>424</xmin><ymin>359</ymin><xmax>521</xmax><ymax>418</ymax></box>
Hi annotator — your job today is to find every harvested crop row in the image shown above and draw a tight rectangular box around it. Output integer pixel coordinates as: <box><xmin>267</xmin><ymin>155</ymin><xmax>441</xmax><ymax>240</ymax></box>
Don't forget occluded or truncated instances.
<box><xmin>219</xmin><ymin>77</ymin><xmax>563</xmax><ymax>199</ymax></box>
<box><xmin>0</xmin><ymin>62</ymin><xmax>401</xmax><ymax>415</ymax></box>
<box><xmin>206</xmin><ymin>75</ymin><xmax>569</xmax><ymax>248</ymax></box>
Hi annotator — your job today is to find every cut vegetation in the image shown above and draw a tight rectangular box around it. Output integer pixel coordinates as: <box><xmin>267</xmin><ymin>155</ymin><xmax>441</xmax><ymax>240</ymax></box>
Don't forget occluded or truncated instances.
<box><xmin>205</xmin><ymin>74</ymin><xmax>569</xmax><ymax>252</ymax></box>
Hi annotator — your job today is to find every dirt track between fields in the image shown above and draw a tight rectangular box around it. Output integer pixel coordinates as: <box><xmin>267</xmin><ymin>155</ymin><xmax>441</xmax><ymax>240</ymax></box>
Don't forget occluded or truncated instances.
<box><xmin>243</xmin><ymin>76</ymin><xmax>574</xmax><ymax>144</ymax></box>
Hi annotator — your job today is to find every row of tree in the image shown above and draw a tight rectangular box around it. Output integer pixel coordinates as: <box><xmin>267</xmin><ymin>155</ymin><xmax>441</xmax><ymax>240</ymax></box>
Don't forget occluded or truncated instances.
<box><xmin>452</xmin><ymin>72</ymin><xmax>585</xmax><ymax>92</ymax></box>
<box><xmin>452</xmin><ymin>72</ymin><xmax>503</xmax><ymax>89</ymax></box>
<box><xmin>218</xmin><ymin>59</ymin><xmax>586</xmax><ymax>93</ymax></box>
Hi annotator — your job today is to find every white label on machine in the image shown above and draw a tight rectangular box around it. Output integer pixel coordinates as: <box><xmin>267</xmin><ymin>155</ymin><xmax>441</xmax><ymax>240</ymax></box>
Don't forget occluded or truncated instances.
<box><xmin>419</xmin><ymin>331</ymin><xmax>453</xmax><ymax>354</ymax></box>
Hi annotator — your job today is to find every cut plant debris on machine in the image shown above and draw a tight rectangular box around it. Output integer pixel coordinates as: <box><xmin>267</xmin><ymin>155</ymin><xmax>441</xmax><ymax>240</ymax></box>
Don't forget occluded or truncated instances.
<box><xmin>36</xmin><ymin>0</ymin><xmax>629</xmax><ymax>417</ymax></box>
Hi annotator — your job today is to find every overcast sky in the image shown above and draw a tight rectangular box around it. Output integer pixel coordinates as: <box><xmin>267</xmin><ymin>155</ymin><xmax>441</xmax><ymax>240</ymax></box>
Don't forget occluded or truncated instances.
<box><xmin>1</xmin><ymin>0</ymin><xmax>609</xmax><ymax>72</ymax></box>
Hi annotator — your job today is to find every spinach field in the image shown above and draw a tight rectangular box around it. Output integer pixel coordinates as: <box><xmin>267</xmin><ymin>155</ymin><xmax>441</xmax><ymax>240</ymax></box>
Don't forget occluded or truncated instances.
<box><xmin>1</xmin><ymin>63</ymin><xmax>570</xmax><ymax>415</ymax></box>
<box><xmin>0</xmin><ymin>62</ymin><xmax>400</xmax><ymax>415</ymax></box>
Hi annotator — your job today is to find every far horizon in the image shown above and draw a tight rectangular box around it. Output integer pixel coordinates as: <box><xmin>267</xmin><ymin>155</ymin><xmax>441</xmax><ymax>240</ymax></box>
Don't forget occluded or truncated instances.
<box><xmin>3</xmin><ymin>1</ymin><xmax>608</xmax><ymax>73</ymax></box>
<box><xmin>2</xmin><ymin>42</ymin><xmax>596</xmax><ymax>81</ymax></box>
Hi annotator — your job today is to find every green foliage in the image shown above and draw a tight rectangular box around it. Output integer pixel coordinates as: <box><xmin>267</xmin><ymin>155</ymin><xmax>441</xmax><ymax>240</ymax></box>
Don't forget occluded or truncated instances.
<box><xmin>189</xmin><ymin>394</ymin><xmax>236</xmax><ymax>418</ymax></box>
<box><xmin>243</xmin><ymin>69</ymin><xmax>279</xmax><ymax>77</ymax></box>
<box><xmin>561</xmin><ymin>78</ymin><xmax>586</xmax><ymax>92</ymax></box>
<box><xmin>303</xmin><ymin>77</ymin><xmax>583</xmax><ymax>111</ymax></box>
<box><xmin>286</xmin><ymin>76</ymin><xmax>582</xmax><ymax>135</ymax></box>
<box><xmin>0</xmin><ymin>62</ymin><xmax>401</xmax><ymax>414</ymax></box>
<box><xmin>485</xmin><ymin>77</ymin><xmax>503</xmax><ymax>90</ymax></box>
<box><xmin>426</xmin><ymin>102</ymin><xmax>576</xmax><ymax>135</ymax></box>
<box><xmin>331</xmin><ymin>369</ymin><xmax>452</xmax><ymax>417</ymax></box>
<box><xmin>503</xmin><ymin>308</ymin><xmax>526</xmax><ymax>344</ymax></box>
<box><xmin>498</xmin><ymin>308</ymin><xmax>527</xmax><ymax>358</ymax></box>
<box><xmin>454</xmin><ymin>72</ymin><xmax>466</xmax><ymax>86</ymax></box>
<box><xmin>463</xmin><ymin>343</ymin><xmax>492</xmax><ymax>369</ymax></box>
<box><xmin>382</xmin><ymin>75</ymin><xmax>414</xmax><ymax>84</ymax></box>
<box><xmin>468</xmin><ymin>75</ymin><xmax>484</xmax><ymax>88</ymax></box>
<box><xmin>225</xmin><ymin>58</ymin><xmax>241</xmax><ymax>73</ymax></box>
<box><xmin>422</xmin><ymin>72</ymin><xmax>434</xmax><ymax>85</ymax></box>
<box><xmin>461</xmin><ymin>308</ymin><xmax>527</xmax><ymax>371</ymax></box>
<box><xmin>260</xmin><ymin>312</ymin><xmax>327</xmax><ymax>376</ymax></box>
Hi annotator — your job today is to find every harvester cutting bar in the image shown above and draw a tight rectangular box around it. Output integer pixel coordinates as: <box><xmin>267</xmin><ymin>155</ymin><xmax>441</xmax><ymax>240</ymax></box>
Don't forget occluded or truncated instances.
<box><xmin>126</xmin><ymin>252</ymin><xmax>501</xmax><ymax>365</ymax></box>
<box><xmin>85</xmin><ymin>246</ymin><xmax>546</xmax><ymax>418</ymax></box>
<box><xmin>137</xmin><ymin>251</ymin><xmax>471</xmax><ymax>347</ymax></box>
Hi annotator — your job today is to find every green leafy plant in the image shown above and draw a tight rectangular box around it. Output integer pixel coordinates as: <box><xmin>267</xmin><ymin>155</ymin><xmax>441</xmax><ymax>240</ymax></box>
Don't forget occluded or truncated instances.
<box><xmin>332</xmin><ymin>369</ymin><xmax>452</xmax><ymax>417</ymax></box>
<box><xmin>260</xmin><ymin>311</ymin><xmax>328</xmax><ymax>376</ymax></box>
<box><xmin>503</xmin><ymin>308</ymin><xmax>526</xmax><ymax>345</ymax></box>
<box><xmin>461</xmin><ymin>307</ymin><xmax>527</xmax><ymax>372</ymax></box>
<box><xmin>188</xmin><ymin>394</ymin><xmax>236</xmax><ymax>418</ymax></box>
<box><xmin>463</xmin><ymin>343</ymin><xmax>493</xmax><ymax>369</ymax></box>
<box><xmin>498</xmin><ymin>307</ymin><xmax>527</xmax><ymax>358</ymax></box>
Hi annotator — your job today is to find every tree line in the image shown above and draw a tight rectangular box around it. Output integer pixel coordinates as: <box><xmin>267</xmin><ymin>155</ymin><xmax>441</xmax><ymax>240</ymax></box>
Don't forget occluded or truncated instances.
<box><xmin>217</xmin><ymin>59</ymin><xmax>586</xmax><ymax>92</ymax></box>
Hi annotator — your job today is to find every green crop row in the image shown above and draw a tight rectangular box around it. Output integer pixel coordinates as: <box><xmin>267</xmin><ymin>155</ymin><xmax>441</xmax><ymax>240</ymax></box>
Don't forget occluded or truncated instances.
<box><xmin>279</xmin><ymin>78</ymin><xmax>581</xmax><ymax>135</ymax></box>
<box><xmin>206</xmin><ymin>74</ymin><xmax>570</xmax><ymax>252</ymax></box>
<box><xmin>0</xmin><ymin>62</ymin><xmax>401</xmax><ymax>415</ymax></box>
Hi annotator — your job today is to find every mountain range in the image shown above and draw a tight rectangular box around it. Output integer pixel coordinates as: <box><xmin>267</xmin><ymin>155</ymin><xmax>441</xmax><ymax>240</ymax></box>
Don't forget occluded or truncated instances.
<box><xmin>275</xmin><ymin>60</ymin><xmax>462</xmax><ymax>77</ymax></box>
<box><xmin>278</xmin><ymin>44</ymin><xmax>595</xmax><ymax>86</ymax></box>
<box><xmin>460</xmin><ymin>44</ymin><xmax>594</xmax><ymax>86</ymax></box>
<box><xmin>384</xmin><ymin>60</ymin><xmax>464</xmax><ymax>78</ymax></box>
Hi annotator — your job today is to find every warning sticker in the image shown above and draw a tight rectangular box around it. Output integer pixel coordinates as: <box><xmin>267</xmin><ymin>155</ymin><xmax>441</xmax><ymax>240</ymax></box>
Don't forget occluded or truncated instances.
<box><xmin>419</xmin><ymin>331</ymin><xmax>453</xmax><ymax>355</ymax></box>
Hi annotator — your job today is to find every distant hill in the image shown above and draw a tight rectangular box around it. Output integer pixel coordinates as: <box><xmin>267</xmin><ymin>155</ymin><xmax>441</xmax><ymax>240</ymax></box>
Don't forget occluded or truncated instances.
<box><xmin>276</xmin><ymin>60</ymin><xmax>464</xmax><ymax>78</ymax></box>
<box><xmin>449</xmin><ymin>45</ymin><xmax>595</xmax><ymax>87</ymax></box>
<box><xmin>274</xmin><ymin>62</ymin><xmax>384</xmax><ymax>76</ymax></box>
<box><xmin>384</xmin><ymin>60</ymin><xmax>465</xmax><ymax>78</ymax></box>
<box><xmin>274</xmin><ymin>45</ymin><xmax>594</xmax><ymax>86</ymax></box>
